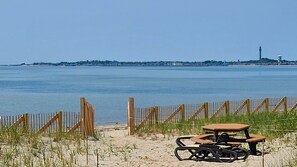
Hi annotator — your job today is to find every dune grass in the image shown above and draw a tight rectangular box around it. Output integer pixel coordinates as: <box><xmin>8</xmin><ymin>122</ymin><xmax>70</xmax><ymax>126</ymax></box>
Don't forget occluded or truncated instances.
<box><xmin>137</xmin><ymin>110</ymin><xmax>297</xmax><ymax>139</ymax></box>
<box><xmin>1</xmin><ymin>110</ymin><xmax>297</xmax><ymax>166</ymax></box>
<box><xmin>0</xmin><ymin>126</ymin><xmax>138</xmax><ymax>166</ymax></box>
<box><xmin>0</xmin><ymin>126</ymin><xmax>89</xmax><ymax>166</ymax></box>
<box><xmin>137</xmin><ymin>110</ymin><xmax>297</xmax><ymax>166</ymax></box>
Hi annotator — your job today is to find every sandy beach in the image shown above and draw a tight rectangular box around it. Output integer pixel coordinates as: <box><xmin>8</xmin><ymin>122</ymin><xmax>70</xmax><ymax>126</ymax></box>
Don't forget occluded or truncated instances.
<box><xmin>77</xmin><ymin>124</ymin><xmax>297</xmax><ymax>167</ymax></box>
<box><xmin>1</xmin><ymin>124</ymin><xmax>296</xmax><ymax>167</ymax></box>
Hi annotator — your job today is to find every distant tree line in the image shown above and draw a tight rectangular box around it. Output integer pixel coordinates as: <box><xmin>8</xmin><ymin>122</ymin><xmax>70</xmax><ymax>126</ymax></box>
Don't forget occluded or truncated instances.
<box><xmin>25</xmin><ymin>58</ymin><xmax>297</xmax><ymax>66</ymax></box>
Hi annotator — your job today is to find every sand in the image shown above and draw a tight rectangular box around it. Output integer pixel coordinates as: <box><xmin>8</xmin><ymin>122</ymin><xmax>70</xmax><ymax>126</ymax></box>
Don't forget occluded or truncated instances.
<box><xmin>2</xmin><ymin>124</ymin><xmax>296</xmax><ymax>167</ymax></box>
<box><xmin>83</xmin><ymin>124</ymin><xmax>297</xmax><ymax>167</ymax></box>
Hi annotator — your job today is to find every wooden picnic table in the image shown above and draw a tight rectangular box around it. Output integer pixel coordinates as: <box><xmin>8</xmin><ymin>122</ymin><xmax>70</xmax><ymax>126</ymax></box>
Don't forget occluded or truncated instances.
<box><xmin>202</xmin><ymin>123</ymin><xmax>251</xmax><ymax>141</ymax></box>
<box><xmin>191</xmin><ymin>123</ymin><xmax>265</xmax><ymax>155</ymax></box>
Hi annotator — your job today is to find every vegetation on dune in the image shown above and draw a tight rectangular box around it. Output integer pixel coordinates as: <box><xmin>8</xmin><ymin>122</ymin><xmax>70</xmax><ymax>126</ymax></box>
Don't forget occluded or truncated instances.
<box><xmin>0</xmin><ymin>127</ymin><xmax>138</xmax><ymax>166</ymax></box>
<box><xmin>137</xmin><ymin>111</ymin><xmax>297</xmax><ymax>166</ymax></box>
<box><xmin>0</xmin><ymin>111</ymin><xmax>297</xmax><ymax>166</ymax></box>
<box><xmin>137</xmin><ymin>111</ymin><xmax>297</xmax><ymax>140</ymax></box>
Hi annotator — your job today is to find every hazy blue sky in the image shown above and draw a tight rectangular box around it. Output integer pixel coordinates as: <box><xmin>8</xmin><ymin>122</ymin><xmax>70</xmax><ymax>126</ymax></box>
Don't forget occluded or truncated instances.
<box><xmin>0</xmin><ymin>1</ymin><xmax>296</xmax><ymax>64</ymax></box>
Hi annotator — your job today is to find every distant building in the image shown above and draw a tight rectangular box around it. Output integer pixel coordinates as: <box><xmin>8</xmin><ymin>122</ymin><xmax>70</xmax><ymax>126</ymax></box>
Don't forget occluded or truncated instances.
<box><xmin>278</xmin><ymin>55</ymin><xmax>282</xmax><ymax>64</ymax></box>
<box><xmin>259</xmin><ymin>46</ymin><xmax>262</xmax><ymax>60</ymax></box>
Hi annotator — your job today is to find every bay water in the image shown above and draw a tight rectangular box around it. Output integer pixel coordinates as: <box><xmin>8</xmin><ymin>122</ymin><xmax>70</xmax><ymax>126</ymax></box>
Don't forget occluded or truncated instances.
<box><xmin>1</xmin><ymin>65</ymin><xmax>297</xmax><ymax>125</ymax></box>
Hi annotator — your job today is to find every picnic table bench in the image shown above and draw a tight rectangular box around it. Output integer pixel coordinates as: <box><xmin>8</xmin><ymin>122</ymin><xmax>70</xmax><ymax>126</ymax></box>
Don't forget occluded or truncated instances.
<box><xmin>190</xmin><ymin>133</ymin><xmax>242</xmax><ymax>145</ymax></box>
<box><xmin>175</xmin><ymin>133</ymin><xmax>248</xmax><ymax>162</ymax></box>
<box><xmin>174</xmin><ymin>123</ymin><xmax>266</xmax><ymax>162</ymax></box>
<box><xmin>200</xmin><ymin>123</ymin><xmax>266</xmax><ymax>155</ymax></box>
<box><xmin>246</xmin><ymin>134</ymin><xmax>266</xmax><ymax>142</ymax></box>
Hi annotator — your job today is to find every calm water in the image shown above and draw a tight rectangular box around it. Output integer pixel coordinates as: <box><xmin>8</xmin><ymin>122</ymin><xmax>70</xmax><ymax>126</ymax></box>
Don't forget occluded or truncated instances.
<box><xmin>1</xmin><ymin>65</ymin><xmax>297</xmax><ymax>125</ymax></box>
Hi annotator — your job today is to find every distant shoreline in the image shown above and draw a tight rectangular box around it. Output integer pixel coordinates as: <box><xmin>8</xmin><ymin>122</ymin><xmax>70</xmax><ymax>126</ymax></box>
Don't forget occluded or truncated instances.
<box><xmin>1</xmin><ymin>58</ymin><xmax>297</xmax><ymax>67</ymax></box>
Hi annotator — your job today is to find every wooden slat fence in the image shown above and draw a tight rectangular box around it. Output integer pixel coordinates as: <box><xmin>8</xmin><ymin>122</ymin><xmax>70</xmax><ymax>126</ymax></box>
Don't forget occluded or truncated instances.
<box><xmin>0</xmin><ymin>97</ymin><xmax>95</xmax><ymax>137</ymax></box>
<box><xmin>128</xmin><ymin>96</ymin><xmax>297</xmax><ymax>135</ymax></box>
<box><xmin>80</xmin><ymin>97</ymin><xmax>95</xmax><ymax>137</ymax></box>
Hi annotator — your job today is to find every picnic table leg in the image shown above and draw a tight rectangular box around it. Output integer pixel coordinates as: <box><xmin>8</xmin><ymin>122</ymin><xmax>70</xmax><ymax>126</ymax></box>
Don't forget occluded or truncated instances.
<box><xmin>214</xmin><ymin>131</ymin><xmax>219</xmax><ymax>141</ymax></box>
<box><xmin>248</xmin><ymin>142</ymin><xmax>257</xmax><ymax>155</ymax></box>
<box><xmin>244</xmin><ymin>129</ymin><xmax>250</xmax><ymax>138</ymax></box>
<box><xmin>244</xmin><ymin>129</ymin><xmax>257</xmax><ymax>155</ymax></box>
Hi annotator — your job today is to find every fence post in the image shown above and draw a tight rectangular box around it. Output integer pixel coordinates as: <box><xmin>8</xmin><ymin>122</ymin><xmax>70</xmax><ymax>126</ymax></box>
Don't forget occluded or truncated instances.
<box><xmin>225</xmin><ymin>101</ymin><xmax>230</xmax><ymax>115</ymax></box>
<box><xmin>23</xmin><ymin>113</ymin><xmax>29</xmax><ymax>133</ymax></box>
<box><xmin>246</xmin><ymin>99</ymin><xmax>251</xmax><ymax>114</ymax></box>
<box><xmin>283</xmin><ymin>97</ymin><xmax>287</xmax><ymax>112</ymax></box>
<box><xmin>58</xmin><ymin>111</ymin><xmax>62</xmax><ymax>133</ymax></box>
<box><xmin>265</xmin><ymin>98</ymin><xmax>269</xmax><ymax>111</ymax></box>
<box><xmin>149</xmin><ymin>107</ymin><xmax>154</xmax><ymax>126</ymax></box>
<box><xmin>90</xmin><ymin>105</ymin><xmax>95</xmax><ymax>136</ymax></box>
<box><xmin>80</xmin><ymin>97</ymin><xmax>86</xmax><ymax>137</ymax></box>
<box><xmin>154</xmin><ymin>106</ymin><xmax>159</xmax><ymax>126</ymax></box>
<box><xmin>85</xmin><ymin>103</ymin><xmax>90</xmax><ymax>136</ymax></box>
<box><xmin>128</xmin><ymin>97</ymin><xmax>135</xmax><ymax>135</ymax></box>
<box><xmin>180</xmin><ymin>104</ymin><xmax>185</xmax><ymax>122</ymax></box>
<box><xmin>204</xmin><ymin>102</ymin><xmax>209</xmax><ymax>119</ymax></box>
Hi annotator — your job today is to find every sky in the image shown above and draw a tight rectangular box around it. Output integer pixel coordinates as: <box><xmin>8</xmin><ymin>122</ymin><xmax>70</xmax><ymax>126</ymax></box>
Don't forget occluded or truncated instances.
<box><xmin>0</xmin><ymin>0</ymin><xmax>297</xmax><ymax>64</ymax></box>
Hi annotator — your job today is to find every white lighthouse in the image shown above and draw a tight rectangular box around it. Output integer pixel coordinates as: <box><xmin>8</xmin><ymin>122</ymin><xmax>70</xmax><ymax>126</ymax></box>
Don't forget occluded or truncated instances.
<box><xmin>277</xmin><ymin>55</ymin><xmax>282</xmax><ymax>65</ymax></box>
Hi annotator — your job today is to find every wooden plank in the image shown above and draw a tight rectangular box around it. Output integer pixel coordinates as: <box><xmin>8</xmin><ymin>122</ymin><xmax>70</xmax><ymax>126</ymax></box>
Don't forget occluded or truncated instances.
<box><xmin>10</xmin><ymin>115</ymin><xmax>25</xmax><ymax>128</ymax></box>
<box><xmin>246</xmin><ymin>134</ymin><xmax>266</xmax><ymax>142</ymax></box>
<box><xmin>128</xmin><ymin>97</ymin><xmax>135</xmax><ymax>135</ymax></box>
<box><xmin>225</xmin><ymin>101</ymin><xmax>230</xmax><ymax>115</ymax></box>
<box><xmin>272</xmin><ymin>97</ymin><xmax>287</xmax><ymax>112</ymax></box>
<box><xmin>89</xmin><ymin>105</ymin><xmax>95</xmax><ymax>136</ymax></box>
<box><xmin>191</xmin><ymin>134</ymin><xmax>215</xmax><ymax>144</ymax></box>
<box><xmin>69</xmin><ymin>120</ymin><xmax>81</xmax><ymax>132</ymax></box>
<box><xmin>154</xmin><ymin>106</ymin><xmax>159</xmax><ymax>126</ymax></box>
<box><xmin>180</xmin><ymin>104</ymin><xmax>185</xmax><ymax>122</ymax></box>
<box><xmin>80</xmin><ymin>97</ymin><xmax>86</xmax><ymax>136</ymax></box>
<box><xmin>23</xmin><ymin>113</ymin><xmax>29</xmax><ymax>133</ymax></box>
<box><xmin>85</xmin><ymin>102</ymin><xmax>89</xmax><ymax>135</ymax></box>
<box><xmin>265</xmin><ymin>98</ymin><xmax>269</xmax><ymax>111</ymax></box>
<box><xmin>252</xmin><ymin>98</ymin><xmax>268</xmax><ymax>113</ymax></box>
<box><xmin>290</xmin><ymin>102</ymin><xmax>297</xmax><ymax>112</ymax></box>
<box><xmin>191</xmin><ymin>138</ymin><xmax>214</xmax><ymax>144</ymax></box>
<box><xmin>38</xmin><ymin>113</ymin><xmax>60</xmax><ymax>134</ymax></box>
<box><xmin>204</xmin><ymin>102</ymin><xmax>209</xmax><ymax>119</ymax></box>
<box><xmin>87</xmin><ymin>104</ymin><xmax>94</xmax><ymax>136</ymax></box>
<box><xmin>135</xmin><ymin>107</ymin><xmax>155</xmax><ymax>130</ymax></box>
<box><xmin>211</xmin><ymin>102</ymin><xmax>227</xmax><ymax>118</ymax></box>
<box><xmin>189</xmin><ymin>103</ymin><xmax>206</xmax><ymax>120</ymax></box>
<box><xmin>58</xmin><ymin>112</ymin><xmax>62</xmax><ymax>132</ymax></box>
<box><xmin>284</xmin><ymin>97</ymin><xmax>287</xmax><ymax>112</ymax></box>
<box><xmin>85</xmin><ymin>102</ymin><xmax>90</xmax><ymax>136</ymax></box>
<box><xmin>89</xmin><ymin>103</ymin><xmax>94</xmax><ymax>136</ymax></box>
<box><xmin>246</xmin><ymin>99</ymin><xmax>251</xmax><ymax>114</ymax></box>
<box><xmin>234</xmin><ymin>100</ymin><xmax>248</xmax><ymax>115</ymax></box>
<box><xmin>162</xmin><ymin>105</ymin><xmax>182</xmax><ymax>125</ymax></box>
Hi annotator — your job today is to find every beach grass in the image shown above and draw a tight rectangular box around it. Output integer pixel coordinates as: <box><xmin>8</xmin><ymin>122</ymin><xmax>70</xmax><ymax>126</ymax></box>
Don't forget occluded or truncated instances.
<box><xmin>0</xmin><ymin>125</ymin><xmax>139</xmax><ymax>166</ymax></box>
<box><xmin>137</xmin><ymin>110</ymin><xmax>297</xmax><ymax>139</ymax></box>
<box><xmin>1</xmin><ymin>110</ymin><xmax>297</xmax><ymax>166</ymax></box>
<box><xmin>0</xmin><ymin>126</ymin><xmax>86</xmax><ymax>166</ymax></box>
<box><xmin>136</xmin><ymin>110</ymin><xmax>297</xmax><ymax>166</ymax></box>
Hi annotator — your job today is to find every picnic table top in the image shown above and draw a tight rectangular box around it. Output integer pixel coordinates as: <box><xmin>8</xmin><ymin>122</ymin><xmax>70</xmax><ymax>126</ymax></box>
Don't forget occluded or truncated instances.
<box><xmin>202</xmin><ymin>123</ymin><xmax>250</xmax><ymax>131</ymax></box>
